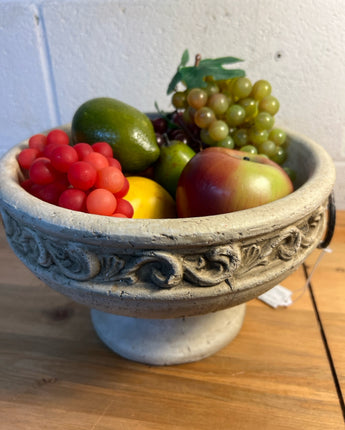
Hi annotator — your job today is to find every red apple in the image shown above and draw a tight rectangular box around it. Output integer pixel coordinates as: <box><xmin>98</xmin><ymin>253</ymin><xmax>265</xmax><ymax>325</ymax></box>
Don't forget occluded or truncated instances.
<box><xmin>176</xmin><ymin>147</ymin><xmax>294</xmax><ymax>217</ymax></box>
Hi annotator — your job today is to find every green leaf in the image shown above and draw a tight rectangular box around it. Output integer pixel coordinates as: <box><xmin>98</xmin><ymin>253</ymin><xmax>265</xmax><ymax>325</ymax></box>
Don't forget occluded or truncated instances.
<box><xmin>180</xmin><ymin>49</ymin><xmax>190</xmax><ymax>67</ymax></box>
<box><xmin>201</xmin><ymin>67</ymin><xmax>245</xmax><ymax>81</ymax></box>
<box><xmin>199</xmin><ymin>56</ymin><xmax>244</xmax><ymax>66</ymax></box>
<box><xmin>166</xmin><ymin>51</ymin><xmax>246</xmax><ymax>94</ymax></box>
<box><xmin>167</xmin><ymin>71</ymin><xmax>183</xmax><ymax>95</ymax></box>
<box><xmin>180</xmin><ymin>65</ymin><xmax>245</xmax><ymax>89</ymax></box>
<box><xmin>179</xmin><ymin>67</ymin><xmax>205</xmax><ymax>89</ymax></box>
<box><xmin>166</xmin><ymin>50</ymin><xmax>190</xmax><ymax>94</ymax></box>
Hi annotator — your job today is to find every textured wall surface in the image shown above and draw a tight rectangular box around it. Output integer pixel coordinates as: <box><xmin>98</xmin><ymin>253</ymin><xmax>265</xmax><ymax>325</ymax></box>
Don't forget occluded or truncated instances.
<box><xmin>1</xmin><ymin>0</ymin><xmax>344</xmax><ymax>208</ymax></box>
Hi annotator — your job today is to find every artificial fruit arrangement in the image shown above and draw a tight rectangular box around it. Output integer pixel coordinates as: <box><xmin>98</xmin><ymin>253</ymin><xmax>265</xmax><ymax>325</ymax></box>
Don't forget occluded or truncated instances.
<box><xmin>16</xmin><ymin>50</ymin><xmax>295</xmax><ymax>219</ymax></box>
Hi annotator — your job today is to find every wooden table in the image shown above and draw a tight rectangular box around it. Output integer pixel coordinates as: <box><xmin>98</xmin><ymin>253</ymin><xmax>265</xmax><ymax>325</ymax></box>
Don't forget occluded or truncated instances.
<box><xmin>0</xmin><ymin>212</ymin><xmax>344</xmax><ymax>429</ymax></box>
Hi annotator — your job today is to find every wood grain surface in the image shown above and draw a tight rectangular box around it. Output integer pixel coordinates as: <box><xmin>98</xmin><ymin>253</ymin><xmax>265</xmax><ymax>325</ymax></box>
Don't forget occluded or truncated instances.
<box><xmin>304</xmin><ymin>210</ymin><xmax>345</xmax><ymax>414</ymax></box>
<box><xmin>0</xmin><ymin>213</ymin><xmax>344</xmax><ymax>429</ymax></box>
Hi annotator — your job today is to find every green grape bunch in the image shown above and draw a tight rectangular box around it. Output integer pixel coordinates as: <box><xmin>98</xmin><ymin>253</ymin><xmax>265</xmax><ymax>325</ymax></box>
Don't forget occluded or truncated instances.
<box><xmin>158</xmin><ymin>50</ymin><xmax>289</xmax><ymax>167</ymax></box>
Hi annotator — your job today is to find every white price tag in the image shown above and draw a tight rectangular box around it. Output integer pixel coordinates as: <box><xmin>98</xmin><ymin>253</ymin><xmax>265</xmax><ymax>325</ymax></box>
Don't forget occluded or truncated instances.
<box><xmin>258</xmin><ymin>285</ymin><xmax>293</xmax><ymax>308</ymax></box>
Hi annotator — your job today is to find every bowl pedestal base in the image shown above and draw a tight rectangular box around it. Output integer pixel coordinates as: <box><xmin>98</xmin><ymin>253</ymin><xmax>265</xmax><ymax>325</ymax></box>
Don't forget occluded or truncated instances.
<box><xmin>90</xmin><ymin>303</ymin><xmax>246</xmax><ymax>366</ymax></box>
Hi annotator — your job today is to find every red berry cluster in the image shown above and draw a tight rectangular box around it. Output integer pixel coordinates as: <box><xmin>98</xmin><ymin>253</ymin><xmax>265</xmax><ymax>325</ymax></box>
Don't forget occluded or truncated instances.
<box><xmin>17</xmin><ymin>129</ymin><xmax>133</xmax><ymax>218</ymax></box>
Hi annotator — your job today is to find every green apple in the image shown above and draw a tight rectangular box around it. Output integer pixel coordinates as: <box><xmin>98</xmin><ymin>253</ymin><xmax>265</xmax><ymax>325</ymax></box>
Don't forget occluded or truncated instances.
<box><xmin>154</xmin><ymin>140</ymin><xmax>195</xmax><ymax>197</ymax></box>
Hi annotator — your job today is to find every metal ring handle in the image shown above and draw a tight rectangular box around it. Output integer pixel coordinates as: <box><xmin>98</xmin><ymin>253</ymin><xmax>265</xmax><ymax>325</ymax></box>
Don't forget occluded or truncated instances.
<box><xmin>318</xmin><ymin>191</ymin><xmax>336</xmax><ymax>249</ymax></box>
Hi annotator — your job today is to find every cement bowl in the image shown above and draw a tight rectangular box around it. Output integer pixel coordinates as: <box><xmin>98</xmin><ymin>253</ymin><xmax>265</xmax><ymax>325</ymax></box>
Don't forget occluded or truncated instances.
<box><xmin>0</xmin><ymin>125</ymin><xmax>336</xmax><ymax>365</ymax></box>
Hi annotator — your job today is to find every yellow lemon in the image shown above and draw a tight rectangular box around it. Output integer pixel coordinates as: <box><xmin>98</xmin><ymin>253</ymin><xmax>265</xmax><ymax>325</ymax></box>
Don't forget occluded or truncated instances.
<box><xmin>125</xmin><ymin>176</ymin><xmax>176</xmax><ymax>219</ymax></box>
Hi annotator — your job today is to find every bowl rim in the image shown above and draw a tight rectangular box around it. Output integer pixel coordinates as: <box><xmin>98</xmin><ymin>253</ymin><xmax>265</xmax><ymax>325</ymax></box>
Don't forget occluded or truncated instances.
<box><xmin>0</xmin><ymin>125</ymin><xmax>336</xmax><ymax>246</ymax></box>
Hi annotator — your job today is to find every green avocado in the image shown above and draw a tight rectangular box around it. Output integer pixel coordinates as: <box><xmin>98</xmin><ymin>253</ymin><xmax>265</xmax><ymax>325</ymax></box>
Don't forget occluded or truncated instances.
<box><xmin>71</xmin><ymin>97</ymin><xmax>160</xmax><ymax>173</ymax></box>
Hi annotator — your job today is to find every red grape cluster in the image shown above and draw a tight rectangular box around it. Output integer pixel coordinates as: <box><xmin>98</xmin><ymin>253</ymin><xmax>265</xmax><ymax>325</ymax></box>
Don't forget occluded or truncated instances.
<box><xmin>17</xmin><ymin>129</ymin><xmax>133</xmax><ymax>218</ymax></box>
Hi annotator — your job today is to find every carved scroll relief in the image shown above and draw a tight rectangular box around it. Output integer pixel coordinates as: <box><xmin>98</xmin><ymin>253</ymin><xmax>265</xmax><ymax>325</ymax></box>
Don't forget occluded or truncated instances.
<box><xmin>0</xmin><ymin>204</ymin><xmax>326</xmax><ymax>290</ymax></box>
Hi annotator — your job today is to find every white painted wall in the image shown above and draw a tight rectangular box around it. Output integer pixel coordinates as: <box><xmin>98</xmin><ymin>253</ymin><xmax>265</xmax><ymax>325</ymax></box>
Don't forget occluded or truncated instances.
<box><xmin>1</xmin><ymin>0</ymin><xmax>344</xmax><ymax>208</ymax></box>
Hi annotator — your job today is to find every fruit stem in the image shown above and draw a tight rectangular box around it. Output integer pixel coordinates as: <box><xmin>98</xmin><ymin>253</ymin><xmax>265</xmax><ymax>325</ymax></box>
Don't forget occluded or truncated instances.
<box><xmin>162</xmin><ymin>133</ymin><xmax>173</xmax><ymax>147</ymax></box>
<box><xmin>194</xmin><ymin>54</ymin><xmax>201</xmax><ymax>67</ymax></box>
